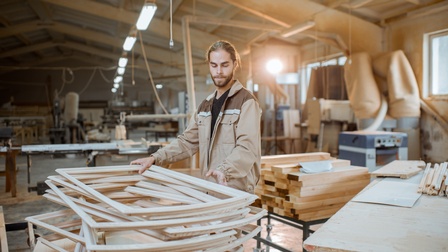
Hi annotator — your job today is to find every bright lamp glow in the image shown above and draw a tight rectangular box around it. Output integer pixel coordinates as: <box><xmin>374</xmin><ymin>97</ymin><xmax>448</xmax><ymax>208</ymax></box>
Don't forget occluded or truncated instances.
<box><xmin>114</xmin><ymin>76</ymin><xmax>123</xmax><ymax>83</ymax></box>
<box><xmin>118</xmin><ymin>57</ymin><xmax>128</xmax><ymax>68</ymax></box>
<box><xmin>113</xmin><ymin>83</ymin><xmax>120</xmax><ymax>88</ymax></box>
<box><xmin>266</xmin><ymin>59</ymin><xmax>283</xmax><ymax>75</ymax></box>
<box><xmin>155</xmin><ymin>83</ymin><xmax>163</xmax><ymax>89</ymax></box>
<box><xmin>117</xmin><ymin>67</ymin><xmax>125</xmax><ymax>75</ymax></box>
<box><xmin>123</xmin><ymin>36</ymin><xmax>137</xmax><ymax>51</ymax></box>
<box><xmin>111</xmin><ymin>88</ymin><xmax>117</xmax><ymax>93</ymax></box>
<box><xmin>136</xmin><ymin>2</ymin><xmax>157</xmax><ymax>30</ymax></box>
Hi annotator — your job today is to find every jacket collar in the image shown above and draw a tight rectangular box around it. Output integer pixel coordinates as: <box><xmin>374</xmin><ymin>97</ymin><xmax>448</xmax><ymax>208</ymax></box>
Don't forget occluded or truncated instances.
<box><xmin>206</xmin><ymin>80</ymin><xmax>243</xmax><ymax>101</ymax></box>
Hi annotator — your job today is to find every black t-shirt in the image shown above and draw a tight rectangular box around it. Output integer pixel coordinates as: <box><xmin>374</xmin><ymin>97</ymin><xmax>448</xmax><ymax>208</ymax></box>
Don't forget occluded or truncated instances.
<box><xmin>211</xmin><ymin>89</ymin><xmax>230</xmax><ymax>138</ymax></box>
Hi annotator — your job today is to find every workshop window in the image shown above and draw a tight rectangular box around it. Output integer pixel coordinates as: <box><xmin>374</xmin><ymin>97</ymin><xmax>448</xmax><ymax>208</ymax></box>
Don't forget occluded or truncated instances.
<box><xmin>425</xmin><ymin>29</ymin><xmax>448</xmax><ymax>96</ymax></box>
<box><xmin>300</xmin><ymin>55</ymin><xmax>346</xmax><ymax>103</ymax></box>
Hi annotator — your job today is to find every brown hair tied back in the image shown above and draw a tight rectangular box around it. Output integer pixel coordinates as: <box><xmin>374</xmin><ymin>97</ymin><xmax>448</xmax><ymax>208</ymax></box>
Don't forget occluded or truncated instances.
<box><xmin>205</xmin><ymin>40</ymin><xmax>241</xmax><ymax>69</ymax></box>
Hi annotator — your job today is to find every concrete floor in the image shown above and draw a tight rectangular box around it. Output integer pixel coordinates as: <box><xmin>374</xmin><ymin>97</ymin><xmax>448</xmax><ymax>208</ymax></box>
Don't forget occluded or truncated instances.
<box><xmin>0</xmin><ymin>129</ymin><xmax>311</xmax><ymax>252</ymax></box>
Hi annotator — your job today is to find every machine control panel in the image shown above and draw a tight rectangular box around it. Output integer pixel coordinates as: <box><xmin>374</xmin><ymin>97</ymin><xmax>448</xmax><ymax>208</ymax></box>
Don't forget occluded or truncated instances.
<box><xmin>374</xmin><ymin>135</ymin><xmax>403</xmax><ymax>148</ymax></box>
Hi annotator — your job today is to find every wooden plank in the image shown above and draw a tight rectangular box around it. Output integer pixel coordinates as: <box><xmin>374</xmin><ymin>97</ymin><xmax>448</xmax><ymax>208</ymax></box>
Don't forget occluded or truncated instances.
<box><xmin>287</xmin><ymin>166</ymin><xmax>369</xmax><ymax>183</ymax></box>
<box><xmin>163</xmin><ymin>208</ymin><xmax>266</xmax><ymax>238</ymax></box>
<box><xmin>284</xmin><ymin>194</ymin><xmax>356</xmax><ymax>212</ymax></box>
<box><xmin>371</xmin><ymin>160</ymin><xmax>425</xmax><ymax>178</ymax></box>
<box><xmin>288</xmin><ymin>187</ymin><xmax>366</xmax><ymax>203</ymax></box>
<box><xmin>0</xmin><ymin>206</ymin><xmax>8</xmax><ymax>252</ymax></box>
<box><xmin>290</xmin><ymin>173</ymin><xmax>370</xmax><ymax>187</ymax></box>
<box><xmin>290</xmin><ymin>179</ymin><xmax>370</xmax><ymax>197</ymax></box>
<box><xmin>261</xmin><ymin>152</ymin><xmax>331</xmax><ymax>168</ymax></box>
<box><xmin>417</xmin><ymin>163</ymin><xmax>432</xmax><ymax>193</ymax></box>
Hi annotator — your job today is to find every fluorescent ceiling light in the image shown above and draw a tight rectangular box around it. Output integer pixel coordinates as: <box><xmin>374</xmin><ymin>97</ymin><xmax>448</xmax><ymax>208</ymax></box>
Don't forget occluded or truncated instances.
<box><xmin>113</xmin><ymin>83</ymin><xmax>120</xmax><ymax>88</ymax></box>
<box><xmin>136</xmin><ymin>2</ymin><xmax>157</xmax><ymax>30</ymax></box>
<box><xmin>118</xmin><ymin>57</ymin><xmax>128</xmax><ymax>68</ymax></box>
<box><xmin>114</xmin><ymin>76</ymin><xmax>123</xmax><ymax>83</ymax></box>
<box><xmin>117</xmin><ymin>67</ymin><xmax>125</xmax><ymax>75</ymax></box>
<box><xmin>111</xmin><ymin>88</ymin><xmax>117</xmax><ymax>93</ymax></box>
<box><xmin>156</xmin><ymin>83</ymin><xmax>163</xmax><ymax>89</ymax></box>
<box><xmin>281</xmin><ymin>21</ymin><xmax>315</xmax><ymax>38</ymax></box>
<box><xmin>123</xmin><ymin>36</ymin><xmax>137</xmax><ymax>51</ymax></box>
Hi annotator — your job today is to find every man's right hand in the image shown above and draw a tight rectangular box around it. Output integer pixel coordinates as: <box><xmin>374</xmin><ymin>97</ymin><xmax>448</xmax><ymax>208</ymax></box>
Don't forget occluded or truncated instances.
<box><xmin>130</xmin><ymin>156</ymin><xmax>155</xmax><ymax>174</ymax></box>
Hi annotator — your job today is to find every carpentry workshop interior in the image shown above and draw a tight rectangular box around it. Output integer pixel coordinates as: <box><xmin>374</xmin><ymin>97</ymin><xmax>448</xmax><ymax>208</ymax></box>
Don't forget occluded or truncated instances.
<box><xmin>0</xmin><ymin>0</ymin><xmax>447</xmax><ymax>251</ymax></box>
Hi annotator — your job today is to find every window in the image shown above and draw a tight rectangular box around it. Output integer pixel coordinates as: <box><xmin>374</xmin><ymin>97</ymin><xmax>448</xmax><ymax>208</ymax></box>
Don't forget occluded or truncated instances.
<box><xmin>300</xmin><ymin>55</ymin><xmax>347</xmax><ymax>103</ymax></box>
<box><xmin>425</xmin><ymin>29</ymin><xmax>448</xmax><ymax>96</ymax></box>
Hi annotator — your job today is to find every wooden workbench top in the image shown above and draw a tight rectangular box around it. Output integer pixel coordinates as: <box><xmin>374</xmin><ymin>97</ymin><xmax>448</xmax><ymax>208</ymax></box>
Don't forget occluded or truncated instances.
<box><xmin>303</xmin><ymin>176</ymin><xmax>448</xmax><ymax>251</ymax></box>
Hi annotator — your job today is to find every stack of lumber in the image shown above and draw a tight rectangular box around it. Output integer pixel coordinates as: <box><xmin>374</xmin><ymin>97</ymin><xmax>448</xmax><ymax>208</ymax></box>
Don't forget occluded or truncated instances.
<box><xmin>418</xmin><ymin>162</ymin><xmax>448</xmax><ymax>196</ymax></box>
<box><xmin>26</xmin><ymin>165</ymin><xmax>265</xmax><ymax>251</ymax></box>
<box><xmin>255</xmin><ymin>152</ymin><xmax>370</xmax><ymax>221</ymax></box>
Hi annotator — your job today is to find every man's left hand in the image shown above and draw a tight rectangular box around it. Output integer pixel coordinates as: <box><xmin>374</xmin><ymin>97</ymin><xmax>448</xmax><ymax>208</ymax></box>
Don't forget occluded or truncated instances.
<box><xmin>206</xmin><ymin>169</ymin><xmax>228</xmax><ymax>186</ymax></box>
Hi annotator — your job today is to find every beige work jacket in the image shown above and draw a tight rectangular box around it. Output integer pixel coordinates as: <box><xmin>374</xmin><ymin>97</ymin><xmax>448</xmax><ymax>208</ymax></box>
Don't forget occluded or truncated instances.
<box><xmin>151</xmin><ymin>80</ymin><xmax>261</xmax><ymax>193</ymax></box>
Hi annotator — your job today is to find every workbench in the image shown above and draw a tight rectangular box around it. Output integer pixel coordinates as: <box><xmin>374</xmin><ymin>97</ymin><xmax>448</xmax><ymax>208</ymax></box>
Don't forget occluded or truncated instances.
<box><xmin>303</xmin><ymin>173</ymin><xmax>448</xmax><ymax>251</ymax></box>
<box><xmin>21</xmin><ymin>143</ymin><xmax>119</xmax><ymax>193</ymax></box>
<box><xmin>0</xmin><ymin>147</ymin><xmax>20</xmax><ymax>197</ymax></box>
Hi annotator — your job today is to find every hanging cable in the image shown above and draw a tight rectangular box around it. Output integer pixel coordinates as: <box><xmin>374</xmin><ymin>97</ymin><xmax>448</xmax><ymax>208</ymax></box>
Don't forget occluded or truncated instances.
<box><xmin>169</xmin><ymin>0</ymin><xmax>174</xmax><ymax>48</ymax></box>
<box><xmin>138</xmin><ymin>30</ymin><xmax>169</xmax><ymax>114</ymax></box>
<box><xmin>98</xmin><ymin>68</ymin><xmax>114</xmax><ymax>83</ymax></box>
<box><xmin>348</xmin><ymin>8</ymin><xmax>352</xmax><ymax>64</ymax></box>
<box><xmin>132</xmin><ymin>45</ymin><xmax>135</xmax><ymax>85</ymax></box>
<box><xmin>78</xmin><ymin>68</ymin><xmax>97</xmax><ymax>95</ymax></box>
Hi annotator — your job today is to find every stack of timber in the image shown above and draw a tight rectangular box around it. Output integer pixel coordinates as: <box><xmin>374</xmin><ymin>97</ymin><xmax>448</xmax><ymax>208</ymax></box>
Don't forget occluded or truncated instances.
<box><xmin>256</xmin><ymin>152</ymin><xmax>370</xmax><ymax>221</ymax></box>
<box><xmin>418</xmin><ymin>162</ymin><xmax>448</xmax><ymax>196</ymax></box>
<box><xmin>25</xmin><ymin>165</ymin><xmax>265</xmax><ymax>251</ymax></box>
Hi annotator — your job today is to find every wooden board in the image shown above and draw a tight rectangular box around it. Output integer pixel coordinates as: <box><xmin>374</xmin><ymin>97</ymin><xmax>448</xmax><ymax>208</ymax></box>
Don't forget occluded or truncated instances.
<box><xmin>303</xmin><ymin>181</ymin><xmax>448</xmax><ymax>251</ymax></box>
<box><xmin>261</xmin><ymin>152</ymin><xmax>331</xmax><ymax>168</ymax></box>
<box><xmin>287</xmin><ymin>166</ymin><xmax>369</xmax><ymax>185</ymax></box>
<box><xmin>0</xmin><ymin>206</ymin><xmax>8</xmax><ymax>252</ymax></box>
<box><xmin>371</xmin><ymin>160</ymin><xmax>426</xmax><ymax>178</ymax></box>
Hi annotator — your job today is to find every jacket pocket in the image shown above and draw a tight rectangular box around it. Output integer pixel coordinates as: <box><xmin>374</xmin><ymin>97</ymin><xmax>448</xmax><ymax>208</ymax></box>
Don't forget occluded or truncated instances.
<box><xmin>197</xmin><ymin>113</ymin><xmax>211</xmax><ymax>145</ymax></box>
<box><xmin>218</xmin><ymin>114</ymin><xmax>239</xmax><ymax>144</ymax></box>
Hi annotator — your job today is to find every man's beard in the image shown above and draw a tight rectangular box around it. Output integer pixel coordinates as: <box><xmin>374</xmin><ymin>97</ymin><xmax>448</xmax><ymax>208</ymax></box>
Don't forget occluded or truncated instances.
<box><xmin>212</xmin><ymin>72</ymin><xmax>234</xmax><ymax>88</ymax></box>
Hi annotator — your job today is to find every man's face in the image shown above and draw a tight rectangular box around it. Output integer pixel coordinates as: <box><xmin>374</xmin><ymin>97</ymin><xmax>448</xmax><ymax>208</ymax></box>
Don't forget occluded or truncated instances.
<box><xmin>209</xmin><ymin>49</ymin><xmax>235</xmax><ymax>88</ymax></box>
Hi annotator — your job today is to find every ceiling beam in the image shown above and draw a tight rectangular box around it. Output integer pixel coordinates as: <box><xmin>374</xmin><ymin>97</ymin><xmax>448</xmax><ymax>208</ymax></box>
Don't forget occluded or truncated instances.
<box><xmin>222</xmin><ymin>0</ymin><xmax>290</xmax><ymax>27</ymax></box>
<box><xmin>41</xmin><ymin>0</ymin><xmax>245</xmax><ymax>54</ymax></box>
<box><xmin>0</xmin><ymin>20</ymin><xmax>42</xmax><ymax>38</ymax></box>
<box><xmin>41</xmin><ymin>0</ymin><xmax>141</xmax><ymax>25</ymax></box>
<box><xmin>205</xmin><ymin>5</ymin><xmax>240</xmax><ymax>33</ymax></box>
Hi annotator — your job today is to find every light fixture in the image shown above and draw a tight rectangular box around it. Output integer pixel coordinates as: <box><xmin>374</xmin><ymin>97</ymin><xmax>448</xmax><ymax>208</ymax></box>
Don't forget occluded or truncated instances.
<box><xmin>155</xmin><ymin>83</ymin><xmax>163</xmax><ymax>89</ymax></box>
<box><xmin>136</xmin><ymin>2</ymin><xmax>157</xmax><ymax>30</ymax></box>
<box><xmin>118</xmin><ymin>57</ymin><xmax>128</xmax><ymax>68</ymax></box>
<box><xmin>113</xmin><ymin>83</ymin><xmax>120</xmax><ymax>88</ymax></box>
<box><xmin>114</xmin><ymin>76</ymin><xmax>123</xmax><ymax>83</ymax></box>
<box><xmin>123</xmin><ymin>36</ymin><xmax>137</xmax><ymax>51</ymax></box>
<box><xmin>111</xmin><ymin>88</ymin><xmax>117</xmax><ymax>93</ymax></box>
<box><xmin>281</xmin><ymin>21</ymin><xmax>315</xmax><ymax>38</ymax></box>
<box><xmin>117</xmin><ymin>67</ymin><xmax>125</xmax><ymax>75</ymax></box>
<box><xmin>266</xmin><ymin>59</ymin><xmax>283</xmax><ymax>75</ymax></box>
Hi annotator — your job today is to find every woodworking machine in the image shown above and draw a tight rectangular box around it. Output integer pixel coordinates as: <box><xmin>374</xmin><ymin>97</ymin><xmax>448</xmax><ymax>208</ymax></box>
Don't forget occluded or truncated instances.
<box><xmin>338</xmin><ymin>131</ymin><xmax>408</xmax><ymax>172</ymax></box>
